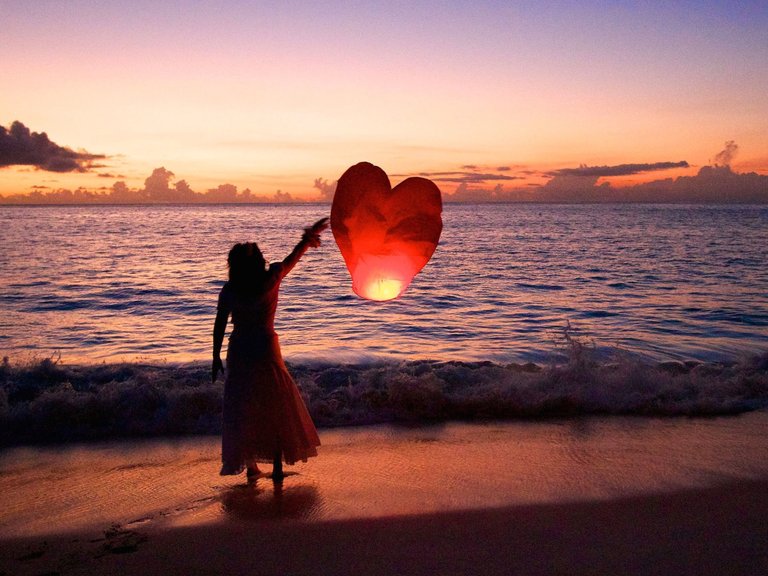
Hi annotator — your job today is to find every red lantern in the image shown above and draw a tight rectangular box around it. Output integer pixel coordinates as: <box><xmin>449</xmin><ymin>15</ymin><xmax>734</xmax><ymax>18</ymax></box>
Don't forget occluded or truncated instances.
<box><xmin>331</xmin><ymin>162</ymin><xmax>443</xmax><ymax>301</ymax></box>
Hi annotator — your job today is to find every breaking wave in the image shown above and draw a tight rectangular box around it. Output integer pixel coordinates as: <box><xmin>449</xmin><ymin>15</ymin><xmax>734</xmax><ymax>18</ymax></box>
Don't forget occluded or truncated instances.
<box><xmin>2</xmin><ymin>343</ymin><xmax>767</xmax><ymax>447</ymax></box>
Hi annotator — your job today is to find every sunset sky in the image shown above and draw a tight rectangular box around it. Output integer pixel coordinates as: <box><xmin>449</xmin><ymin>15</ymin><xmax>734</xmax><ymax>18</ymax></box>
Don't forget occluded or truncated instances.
<box><xmin>1</xmin><ymin>1</ymin><xmax>767</xmax><ymax>200</ymax></box>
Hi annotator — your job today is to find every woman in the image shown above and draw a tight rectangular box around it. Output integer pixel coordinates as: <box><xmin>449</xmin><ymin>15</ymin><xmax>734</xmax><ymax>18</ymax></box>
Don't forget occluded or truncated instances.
<box><xmin>212</xmin><ymin>217</ymin><xmax>328</xmax><ymax>480</ymax></box>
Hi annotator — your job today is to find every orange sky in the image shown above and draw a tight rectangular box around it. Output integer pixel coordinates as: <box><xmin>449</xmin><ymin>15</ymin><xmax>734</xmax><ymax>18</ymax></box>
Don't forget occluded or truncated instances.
<box><xmin>1</xmin><ymin>1</ymin><xmax>767</xmax><ymax>200</ymax></box>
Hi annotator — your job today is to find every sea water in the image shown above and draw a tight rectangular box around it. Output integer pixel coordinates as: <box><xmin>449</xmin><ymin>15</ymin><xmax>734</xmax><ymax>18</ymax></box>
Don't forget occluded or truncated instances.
<box><xmin>1</xmin><ymin>203</ymin><xmax>766</xmax><ymax>364</ymax></box>
<box><xmin>1</xmin><ymin>204</ymin><xmax>767</xmax><ymax>442</ymax></box>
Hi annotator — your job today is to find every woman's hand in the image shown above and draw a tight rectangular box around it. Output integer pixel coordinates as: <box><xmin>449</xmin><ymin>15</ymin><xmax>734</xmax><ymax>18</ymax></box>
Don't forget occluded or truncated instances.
<box><xmin>309</xmin><ymin>217</ymin><xmax>329</xmax><ymax>234</ymax></box>
<box><xmin>212</xmin><ymin>356</ymin><xmax>224</xmax><ymax>383</ymax></box>
<box><xmin>303</xmin><ymin>217</ymin><xmax>330</xmax><ymax>248</ymax></box>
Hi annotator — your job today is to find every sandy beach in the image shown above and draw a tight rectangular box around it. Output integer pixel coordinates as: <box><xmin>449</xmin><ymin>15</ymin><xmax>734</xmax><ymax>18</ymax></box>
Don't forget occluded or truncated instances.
<box><xmin>2</xmin><ymin>413</ymin><xmax>768</xmax><ymax>575</ymax></box>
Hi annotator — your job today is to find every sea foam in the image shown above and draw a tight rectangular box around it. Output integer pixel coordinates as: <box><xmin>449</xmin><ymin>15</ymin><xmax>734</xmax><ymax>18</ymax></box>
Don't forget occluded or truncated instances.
<box><xmin>2</xmin><ymin>346</ymin><xmax>766</xmax><ymax>446</ymax></box>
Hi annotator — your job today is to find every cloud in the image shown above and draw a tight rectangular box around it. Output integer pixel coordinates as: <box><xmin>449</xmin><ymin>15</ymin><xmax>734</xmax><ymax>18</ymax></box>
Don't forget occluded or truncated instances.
<box><xmin>537</xmin><ymin>173</ymin><xmax>607</xmax><ymax>202</ymax></box>
<box><xmin>0</xmin><ymin>121</ymin><xmax>106</xmax><ymax>172</ymax></box>
<box><xmin>628</xmin><ymin>164</ymin><xmax>767</xmax><ymax>203</ymax></box>
<box><xmin>143</xmin><ymin>167</ymin><xmax>177</xmax><ymax>201</ymax></box>
<box><xmin>432</xmin><ymin>172</ymin><xmax>520</xmax><ymax>183</ymax></box>
<box><xmin>534</xmin><ymin>156</ymin><xmax>767</xmax><ymax>204</ymax></box>
<box><xmin>713</xmin><ymin>140</ymin><xmax>738</xmax><ymax>166</ymax></box>
<box><xmin>447</xmin><ymin>182</ymin><xmax>517</xmax><ymax>202</ymax></box>
<box><xmin>1</xmin><ymin>166</ymin><xmax>315</xmax><ymax>204</ymax></box>
<box><xmin>205</xmin><ymin>183</ymin><xmax>238</xmax><ymax>202</ymax></box>
<box><xmin>550</xmin><ymin>161</ymin><xmax>689</xmax><ymax>178</ymax></box>
<box><xmin>392</xmin><ymin>170</ymin><xmax>520</xmax><ymax>184</ymax></box>
<box><xmin>3</xmin><ymin>141</ymin><xmax>765</xmax><ymax>205</ymax></box>
<box><xmin>314</xmin><ymin>167</ymin><xmax>522</xmax><ymax>202</ymax></box>
<box><xmin>313</xmin><ymin>177</ymin><xmax>337</xmax><ymax>201</ymax></box>
<box><xmin>439</xmin><ymin>143</ymin><xmax>766</xmax><ymax>203</ymax></box>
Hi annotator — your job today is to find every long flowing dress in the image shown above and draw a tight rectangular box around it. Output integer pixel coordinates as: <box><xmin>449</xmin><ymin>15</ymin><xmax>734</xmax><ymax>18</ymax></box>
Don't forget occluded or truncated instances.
<box><xmin>218</xmin><ymin>262</ymin><xmax>320</xmax><ymax>471</ymax></box>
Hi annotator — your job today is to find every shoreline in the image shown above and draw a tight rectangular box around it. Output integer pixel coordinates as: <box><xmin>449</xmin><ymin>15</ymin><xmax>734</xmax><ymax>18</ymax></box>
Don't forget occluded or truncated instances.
<box><xmin>3</xmin><ymin>480</ymin><xmax>767</xmax><ymax>576</ymax></box>
<box><xmin>4</xmin><ymin>347</ymin><xmax>766</xmax><ymax>370</ymax></box>
<box><xmin>3</xmin><ymin>416</ymin><xmax>768</xmax><ymax>574</ymax></box>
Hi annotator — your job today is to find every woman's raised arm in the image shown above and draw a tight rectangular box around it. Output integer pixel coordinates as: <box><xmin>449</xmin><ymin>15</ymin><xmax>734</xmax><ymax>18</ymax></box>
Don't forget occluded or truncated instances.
<box><xmin>280</xmin><ymin>217</ymin><xmax>329</xmax><ymax>276</ymax></box>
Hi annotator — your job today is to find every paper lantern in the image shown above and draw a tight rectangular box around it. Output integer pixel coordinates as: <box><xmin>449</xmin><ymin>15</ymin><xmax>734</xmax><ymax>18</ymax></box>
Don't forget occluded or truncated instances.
<box><xmin>331</xmin><ymin>162</ymin><xmax>443</xmax><ymax>301</ymax></box>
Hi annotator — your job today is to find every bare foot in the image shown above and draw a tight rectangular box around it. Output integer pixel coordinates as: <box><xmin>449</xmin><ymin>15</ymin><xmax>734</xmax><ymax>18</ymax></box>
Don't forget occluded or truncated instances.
<box><xmin>220</xmin><ymin>463</ymin><xmax>245</xmax><ymax>476</ymax></box>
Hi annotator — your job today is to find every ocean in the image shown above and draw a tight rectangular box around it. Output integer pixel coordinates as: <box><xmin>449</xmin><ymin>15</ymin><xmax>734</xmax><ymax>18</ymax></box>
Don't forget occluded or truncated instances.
<box><xmin>1</xmin><ymin>203</ymin><xmax>767</xmax><ymax>443</ymax></box>
<box><xmin>2</xmin><ymin>203</ymin><xmax>767</xmax><ymax>363</ymax></box>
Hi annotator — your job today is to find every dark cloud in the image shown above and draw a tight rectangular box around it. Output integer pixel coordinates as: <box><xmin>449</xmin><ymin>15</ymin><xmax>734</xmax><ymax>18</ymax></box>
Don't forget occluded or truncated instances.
<box><xmin>497</xmin><ymin>166</ymin><xmax>511</xmax><ymax>171</ymax></box>
<box><xmin>0</xmin><ymin>121</ymin><xmax>106</xmax><ymax>172</ymax></box>
<box><xmin>551</xmin><ymin>161</ymin><xmax>689</xmax><ymax>178</ymax></box>
<box><xmin>461</xmin><ymin>164</ymin><xmax>478</xmax><ymax>170</ymax></box>
<box><xmin>714</xmin><ymin>140</ymin><xmax>738</xmax><ymax>166</ymax></box>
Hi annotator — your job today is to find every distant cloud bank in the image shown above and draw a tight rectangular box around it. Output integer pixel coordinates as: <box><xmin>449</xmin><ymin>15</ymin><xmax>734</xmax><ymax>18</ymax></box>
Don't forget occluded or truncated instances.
<box><xmin>1</xmin><ymin>133</ymin><xmax>766</xmax><ymax>204</ymax></box>
<box><xmin>438</xmin><ymin>142</ymin><xmax>766</xmax><ymax>204</ymax></box>
<box><xmin>0</xmin><ymin>167</ymin><xmax>305</xmax><ymax>205</ymax></box>
<box><xmin>0</xmin><ymin>121</ymin><xmax>105</xmax><ymax>172</ymax></box>
<box><xmin>525</xmin><ymin>164</ymin><xmax>767</xmax><ymax>204</ymax></box>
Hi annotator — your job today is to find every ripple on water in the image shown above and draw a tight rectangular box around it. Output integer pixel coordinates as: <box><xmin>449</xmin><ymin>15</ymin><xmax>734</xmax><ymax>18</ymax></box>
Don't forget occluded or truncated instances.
<box><xmin>1</xmin><ymin>204</ymin><xmax>767</xmax><ymax>363</ymax></box>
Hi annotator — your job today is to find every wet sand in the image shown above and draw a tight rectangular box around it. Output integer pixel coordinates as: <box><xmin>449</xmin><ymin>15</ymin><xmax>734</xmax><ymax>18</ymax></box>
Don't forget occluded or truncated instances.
<box><xmin>2</xmin><ymin>414</ymin><xmax>768</xmax><ymax>575</ymax></box>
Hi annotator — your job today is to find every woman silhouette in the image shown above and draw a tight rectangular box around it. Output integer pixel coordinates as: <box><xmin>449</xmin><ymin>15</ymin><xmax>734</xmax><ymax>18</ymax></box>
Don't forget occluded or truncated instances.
<box><xmin>212</xmin><ymin>217</ymin><xmax>328</xmax><ymax>480</ymax></box>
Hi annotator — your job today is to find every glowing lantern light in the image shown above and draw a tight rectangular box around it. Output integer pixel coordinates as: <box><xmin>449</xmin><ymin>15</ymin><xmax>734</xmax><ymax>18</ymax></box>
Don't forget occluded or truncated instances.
<box><xmin>331</xmin><ymin>162</ymin><xmax>443</xmax><ymax>301</ymax></box>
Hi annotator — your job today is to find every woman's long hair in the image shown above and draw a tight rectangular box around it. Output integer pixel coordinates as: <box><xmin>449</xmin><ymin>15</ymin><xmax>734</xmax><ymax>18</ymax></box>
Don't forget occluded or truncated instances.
<box><xmin>228</xmin><ymin>242</ymin><xmax>267</xmax><ymax>290</ymax></box>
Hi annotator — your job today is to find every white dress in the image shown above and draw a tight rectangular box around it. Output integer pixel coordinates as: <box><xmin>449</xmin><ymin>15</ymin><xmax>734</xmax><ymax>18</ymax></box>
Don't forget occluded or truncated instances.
<box><xmin>218</xmin><ymin>263</ymin><xmax>320</xmax><ymax>470</ymax></box>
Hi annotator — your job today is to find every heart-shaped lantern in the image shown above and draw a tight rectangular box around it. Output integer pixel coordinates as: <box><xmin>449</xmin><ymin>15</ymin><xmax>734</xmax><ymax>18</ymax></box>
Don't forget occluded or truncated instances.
<box><xmin>331</xmin><ymin>162</ymin><xmax>443</xmax><ymax>301</ymax></box>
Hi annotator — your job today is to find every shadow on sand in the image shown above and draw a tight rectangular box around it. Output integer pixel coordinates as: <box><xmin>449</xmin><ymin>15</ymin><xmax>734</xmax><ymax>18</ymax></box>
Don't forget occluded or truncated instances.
<box><xmin>2</xmin><ymin>480</ymin><xmax>767</xmax><ymax>576</ymax></box>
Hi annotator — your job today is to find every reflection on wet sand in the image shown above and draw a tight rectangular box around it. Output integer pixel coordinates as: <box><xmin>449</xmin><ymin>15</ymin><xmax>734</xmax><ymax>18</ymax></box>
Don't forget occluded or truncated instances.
<box><xmin>220</xmin><ymin>477</ymin><xmax>324</xmax><ymax>521</ymax></box>
<box><xmin>3</xmin><ymin>414</ymin><xmax>768</xmax><ymax>540</ymax></box>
